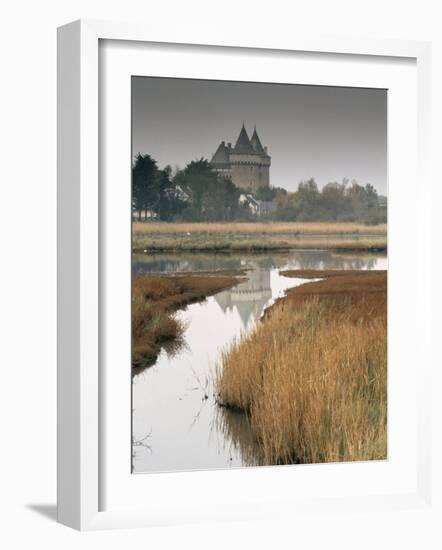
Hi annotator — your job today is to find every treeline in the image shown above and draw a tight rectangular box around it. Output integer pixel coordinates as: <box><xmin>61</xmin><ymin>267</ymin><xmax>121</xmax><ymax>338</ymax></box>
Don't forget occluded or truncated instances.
<box><xmin>132</xmin><ymin>153</ymin><xmax>386</xmax><ymax>224</ymax></box>
<box><xmin>132</xmin><ymin>154</ymin><xmax>244</xmax><ymax>222</ymax></box>
<box><xmin>263</xmin><ymin>178</ymin><xmax>386</xmax><ymax>224</ymax></box>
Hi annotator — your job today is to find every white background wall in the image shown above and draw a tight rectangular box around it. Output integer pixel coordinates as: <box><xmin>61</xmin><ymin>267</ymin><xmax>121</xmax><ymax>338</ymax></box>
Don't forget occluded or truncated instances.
<box><xmin>0</xmin><ymin>0</ymin><xmax>441</xmax><ymax>547</ymax></box>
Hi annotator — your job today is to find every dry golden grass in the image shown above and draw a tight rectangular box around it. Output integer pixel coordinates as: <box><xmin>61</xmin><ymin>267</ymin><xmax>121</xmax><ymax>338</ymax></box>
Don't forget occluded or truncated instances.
<box><xmin>133</xmin><ymin>222</ymin><xmax>387</xmax><ymax>235</ymax></box>
<box><xmin>133</xmin><ymin>222</ymin><xmax>387</xmax><ymax>252</ymax></box>
<box><xmin>133</xmin><ymin>222</ymin><xmax>386</xmax><ymax>252</ymax></box>
<box><xmin>216</xmin><ymin>271</ymin><xmax>387</xmax><ymax>465</ymax></box>
<box><xmin>133</xmin><ymin>234</ymin><xmax>386</xmax><ymax>254</ymax></box>
<box><xmin>133</xmin><ymin>273</ymin><xmax>244</xmax><ymax>369</ymax></box>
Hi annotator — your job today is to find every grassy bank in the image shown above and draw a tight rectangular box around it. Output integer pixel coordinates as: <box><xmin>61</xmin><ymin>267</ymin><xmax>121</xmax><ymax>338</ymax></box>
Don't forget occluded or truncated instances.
<box><xmin>132</xmin><ymin>222</ymin><xmax>387</xmax><ymax>253</ymax></box>
<box><xmin>216</xmin><ymin>270</ymin><xmax>387</xmax><ymax>465</ymax></box>
<box><xmin>133</xmin><ymin>271</ymin><xmax>245</xmax><ymax>369</ymax></box>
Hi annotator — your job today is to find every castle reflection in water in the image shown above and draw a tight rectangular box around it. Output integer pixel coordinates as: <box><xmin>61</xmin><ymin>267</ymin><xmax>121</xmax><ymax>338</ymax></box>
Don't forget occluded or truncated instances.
<box><xmin>214</xmin><ymin>266</ymin><xmax>272</xmax><ymax>329</ymax></box>
<box><xmin>132</xmin><ymin>249</ymin><xmax>387</xmax><ymax>331</ymax></box>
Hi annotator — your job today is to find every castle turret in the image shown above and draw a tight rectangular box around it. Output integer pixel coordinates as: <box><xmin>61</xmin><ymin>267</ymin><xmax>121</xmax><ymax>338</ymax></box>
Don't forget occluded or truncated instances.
<box><xmin>232</xmin><ymin>123</ymin><xmax>255</xmax><ymax>155</ymax></box>
<box><xmin>210</xmin><ymin>141</ymin><xmax>233</xmax><ymax>180</ymax></box>
<box><xmin>250</xmin><ymin>126</ymin><xmax>265</xmax><ymax>155</ymax></box>
<box><xmin>210</xmin><ymin>124</ymin><xmax>271</xmax><ymax>191</ymax></box>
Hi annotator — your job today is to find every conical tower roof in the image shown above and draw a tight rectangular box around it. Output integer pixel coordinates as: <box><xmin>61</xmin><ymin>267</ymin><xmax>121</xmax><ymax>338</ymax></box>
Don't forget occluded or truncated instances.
<box><xmin>211</xmin><ymin>141</ymin><xmax>230</xmax><ymax>164</ymax></box>
<box><xmin>232</xmin><ymin>123</ymin><xmax>255</xmax><ymax>155</ymax></box>
<box><xmin>250</xmin><ymin>127</ymin><xmax>266</xmax><ymax>156</ymax></box>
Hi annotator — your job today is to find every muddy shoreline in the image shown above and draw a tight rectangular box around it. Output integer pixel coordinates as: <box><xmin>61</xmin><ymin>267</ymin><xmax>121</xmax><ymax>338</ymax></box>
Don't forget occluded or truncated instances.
<box><xmin>133</xmin><ymin>243</ymin><xmax>387</xmax><ymax>254</ymax></box>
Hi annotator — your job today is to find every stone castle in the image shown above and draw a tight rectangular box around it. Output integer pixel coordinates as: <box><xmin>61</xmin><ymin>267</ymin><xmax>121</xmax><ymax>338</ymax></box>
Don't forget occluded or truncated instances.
<box><xmin>210</xmin><ymin>124</ymin><xmax>271</xmax><ymax>192</ymax></box>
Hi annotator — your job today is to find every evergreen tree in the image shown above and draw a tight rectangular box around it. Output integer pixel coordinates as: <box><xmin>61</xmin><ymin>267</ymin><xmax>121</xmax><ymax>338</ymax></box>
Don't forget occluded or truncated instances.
<box><xmin>132</xmin><ymin>153</ymin><xmax>162</xmax><ymax>220</ymax></box>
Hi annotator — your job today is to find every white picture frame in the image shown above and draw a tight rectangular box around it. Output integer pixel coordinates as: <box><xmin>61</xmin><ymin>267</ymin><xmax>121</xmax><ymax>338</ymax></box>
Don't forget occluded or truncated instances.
<box><xmin>57</xmin><ymin>19</ymin><xmax>433</xmax><ymax>531</ymax></box>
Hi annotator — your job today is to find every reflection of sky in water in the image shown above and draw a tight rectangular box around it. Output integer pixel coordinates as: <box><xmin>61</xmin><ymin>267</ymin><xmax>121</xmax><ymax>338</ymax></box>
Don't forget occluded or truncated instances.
<box><xmin>132</xmin><ymin>250</ymin><xmax>387</xmax><ymax>473</ymax></box>
<box><xmin>133</xmin><ymin>249</ymin><xmax>387</xmax><ymax>277</ymax></box>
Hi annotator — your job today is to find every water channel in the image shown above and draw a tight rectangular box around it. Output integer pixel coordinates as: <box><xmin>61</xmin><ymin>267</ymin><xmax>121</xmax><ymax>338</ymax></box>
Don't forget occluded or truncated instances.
<box><xmin>132</xmin><ymin>249</ymin><xmax>387</xmax><ymax>473</ymax></box>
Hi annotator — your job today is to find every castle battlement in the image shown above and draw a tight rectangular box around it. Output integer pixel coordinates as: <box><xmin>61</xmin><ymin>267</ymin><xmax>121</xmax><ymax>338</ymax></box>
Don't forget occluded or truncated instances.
<box><xmin>210</xmin><ymin>124</ymin><xmax>271</xmax><ymax>192</ymax></box>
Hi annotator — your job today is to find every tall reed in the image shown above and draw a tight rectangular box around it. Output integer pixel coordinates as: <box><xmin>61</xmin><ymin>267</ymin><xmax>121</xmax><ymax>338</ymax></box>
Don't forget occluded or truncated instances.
<box><xmin>216</xmin><ymin>278</ymin><xmax>387</xmax><ymax>465</ymax></box>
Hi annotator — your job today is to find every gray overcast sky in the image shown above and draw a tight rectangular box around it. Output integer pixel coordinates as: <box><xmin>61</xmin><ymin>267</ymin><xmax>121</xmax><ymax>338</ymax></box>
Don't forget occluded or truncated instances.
<box><xmin>132</xmin><ymin>76</ymin><xmax>387</xmax><ymax>195</ymax></box>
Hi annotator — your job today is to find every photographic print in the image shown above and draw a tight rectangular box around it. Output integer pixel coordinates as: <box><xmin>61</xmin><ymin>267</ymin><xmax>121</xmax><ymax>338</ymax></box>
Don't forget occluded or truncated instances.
<box><xmin>131</xmin><ymin>77</ymin><xmax>387</xmax><ymax>473</ymax></box>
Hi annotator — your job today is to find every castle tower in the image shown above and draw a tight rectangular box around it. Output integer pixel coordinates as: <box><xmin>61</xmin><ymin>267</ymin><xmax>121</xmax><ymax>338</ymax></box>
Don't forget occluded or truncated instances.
<box><xmin>210</xmin><ymin>141</ymin><xmax>232</xmax><ymax>180</ymax></box>
<box><xmin>210</xmin><ymin>124</ymin><xmax>271</xmax><ymax>192</ymax></box>
<box><xmin>250</xmin><ymin>126</ymin><xmax>271</xmax><ymax>188</ymax></box>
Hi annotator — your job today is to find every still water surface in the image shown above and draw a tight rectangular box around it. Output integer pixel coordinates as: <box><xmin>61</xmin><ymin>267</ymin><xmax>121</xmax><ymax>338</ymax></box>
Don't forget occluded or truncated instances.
<box><xmin>132</xmin><ymin>250</ymin><xmax>387</xmax><ymax>473</ymax></box>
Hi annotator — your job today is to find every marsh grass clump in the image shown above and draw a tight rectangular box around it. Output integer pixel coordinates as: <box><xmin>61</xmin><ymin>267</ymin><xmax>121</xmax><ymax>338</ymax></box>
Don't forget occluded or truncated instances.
<box><xmin>132</xmin><ymin>273</ymin><xmax>244</xmax><ymax>369</ymax></box>
<box><xmin>216</xmin><ymin>271</ymin><xmax>387</xmax><ymax>465</ymax></box>
<box><xmin>132</xmin><ymin>279</ymin><xmax>184</xmax><ymax>369</ymax></box>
